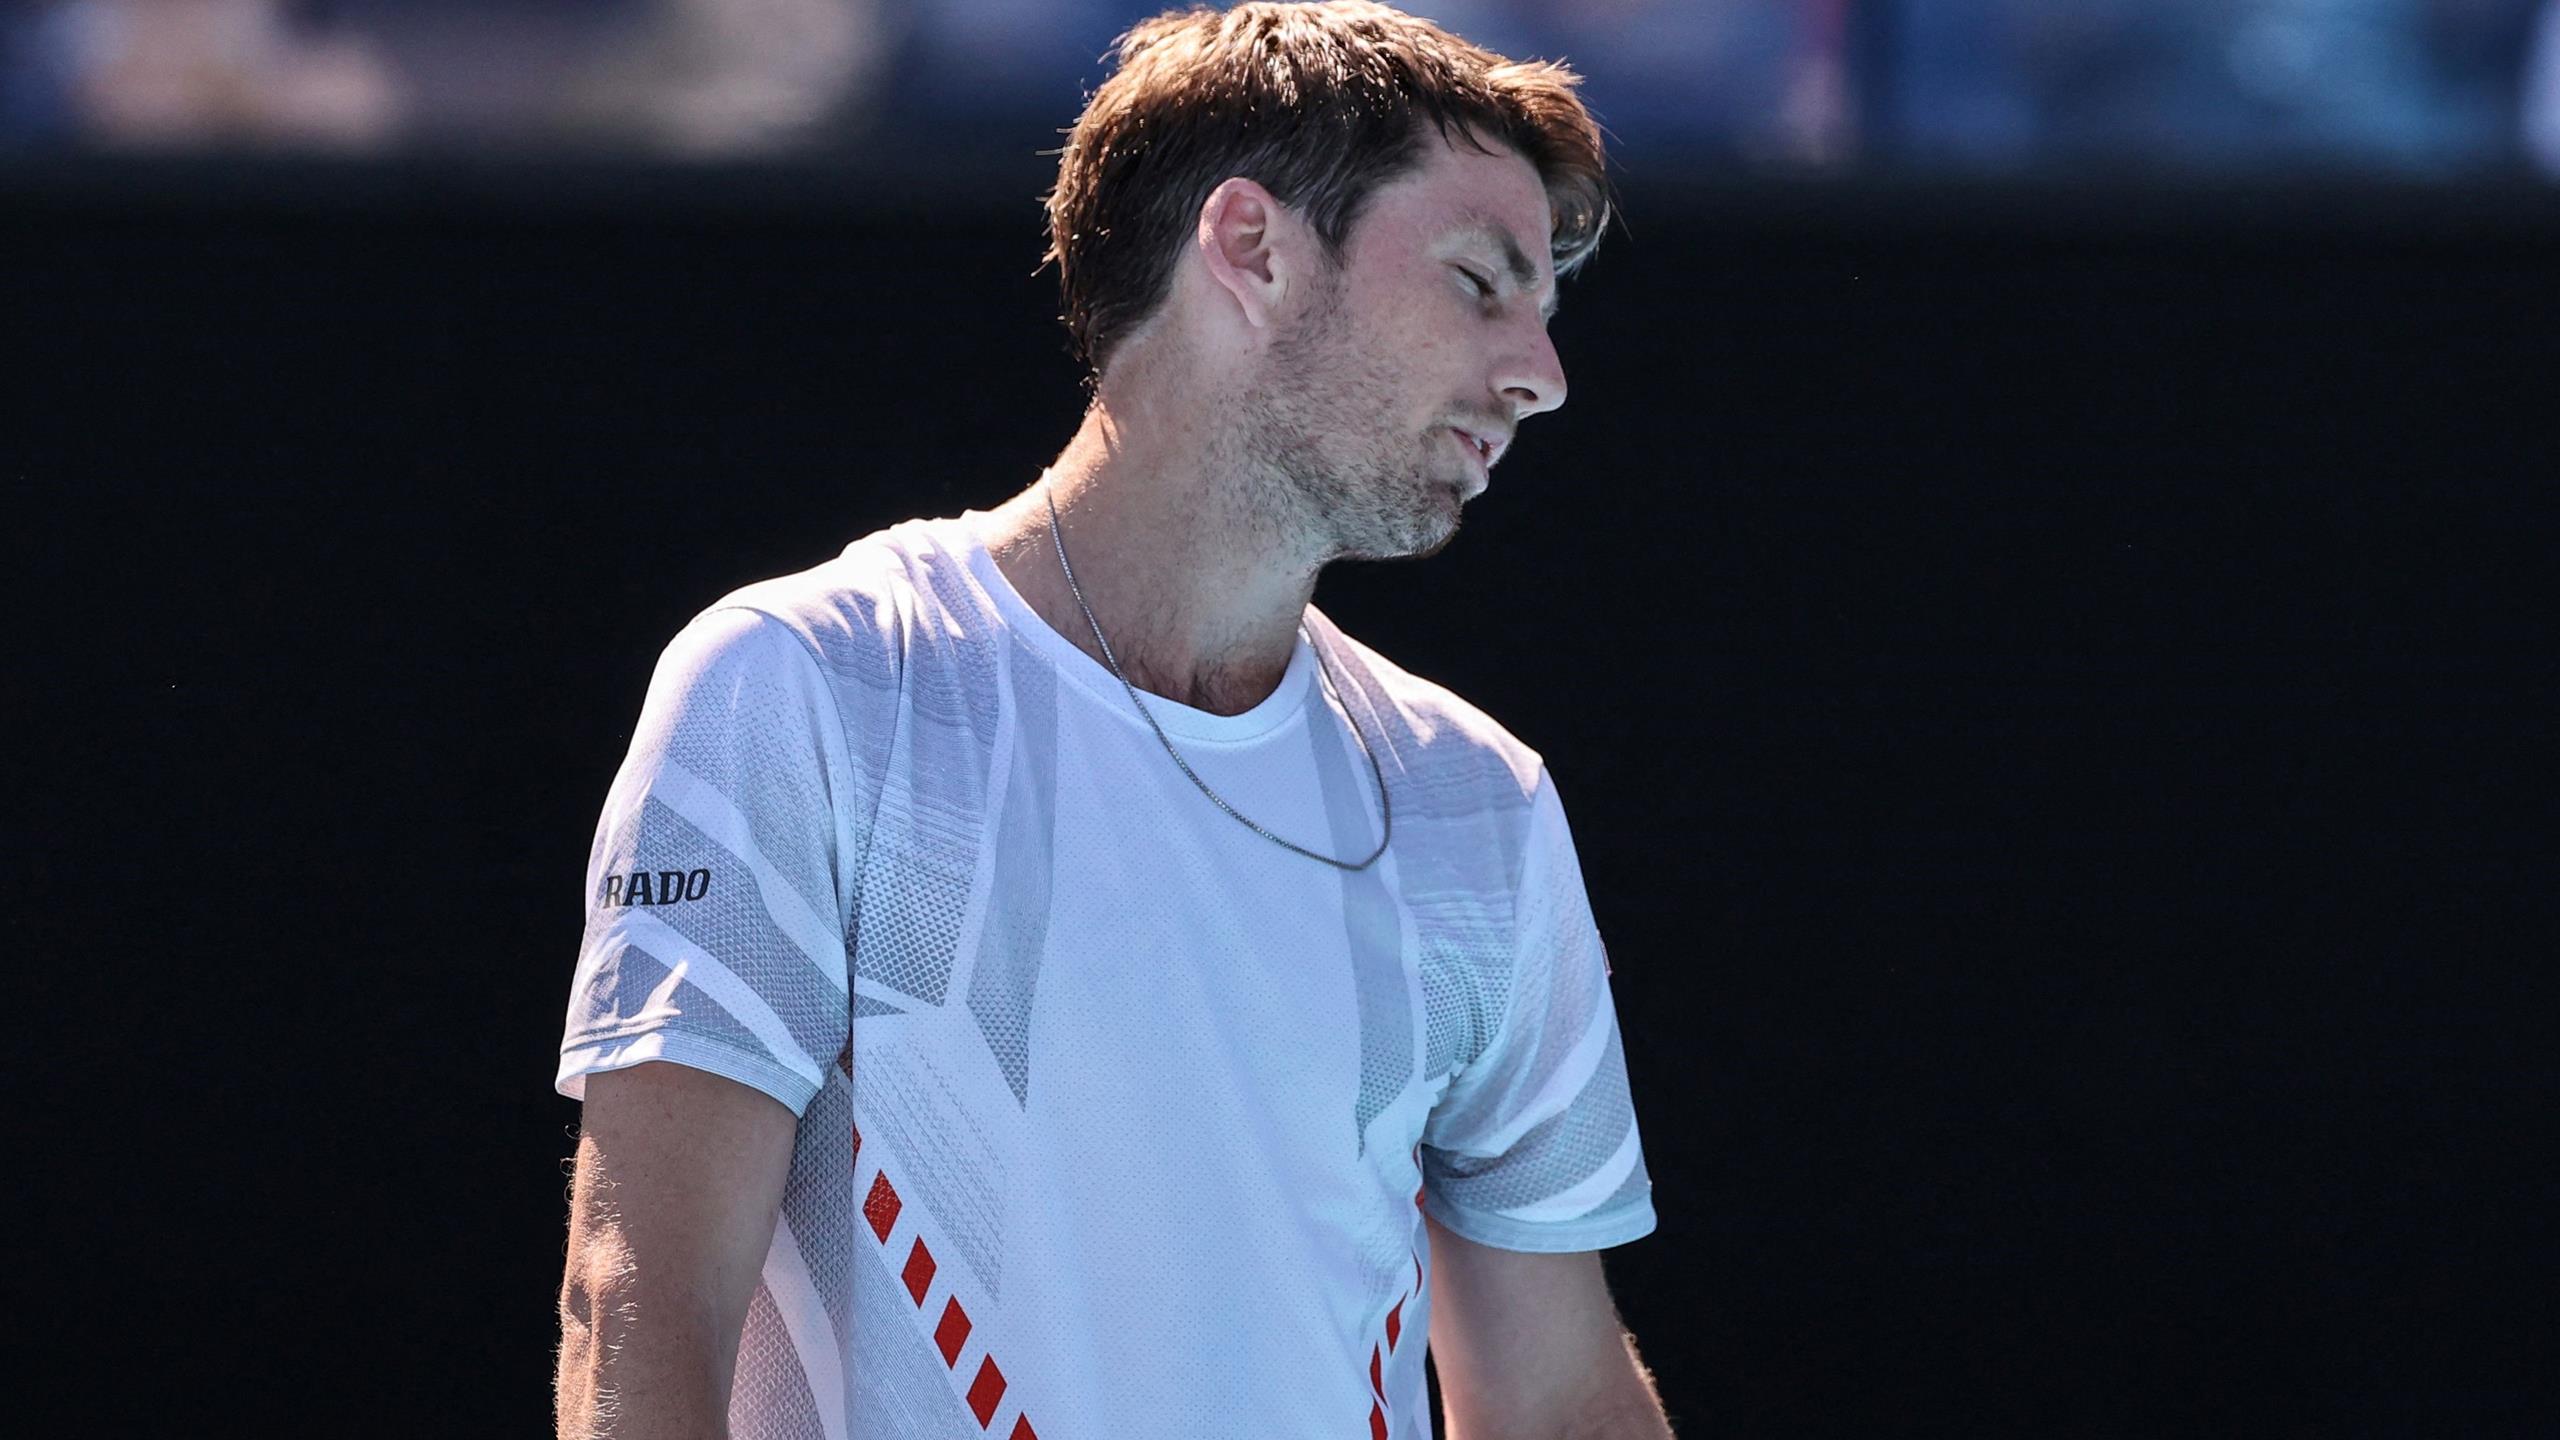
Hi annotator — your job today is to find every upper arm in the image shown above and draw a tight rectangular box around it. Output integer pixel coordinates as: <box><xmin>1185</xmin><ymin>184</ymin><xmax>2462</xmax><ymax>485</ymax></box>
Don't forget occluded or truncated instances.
<box><xmin>554</xmin><ymin>603</ymin><xmax>856</xmax><ymax>1431</ymax></box>
<box><xmin>562</xmin><ymin>1061</ymin><xmax>799</xmax><ymax>1369</ymax></box>
<box><xmin>1425</xmin><ymin>1213</ymin><xmax>1643</xmax><ymax>1439</ymax></box>
<box><xmin>556</xmin><ymin>606</ymin><xmax>857</xmax><ymax>1116</ymax></box>
<box><xmin>1422</xmin><ymin>767</ymin><xmax>1656</xmax><ymax>1254</ymax></box>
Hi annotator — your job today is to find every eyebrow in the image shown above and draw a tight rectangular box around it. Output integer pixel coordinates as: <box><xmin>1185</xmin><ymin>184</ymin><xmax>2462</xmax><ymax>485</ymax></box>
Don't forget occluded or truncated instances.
<box><xmin>1455</xmin><ymin>214</ymin><xmax>1560</xmax><ymax>322</ymax></box>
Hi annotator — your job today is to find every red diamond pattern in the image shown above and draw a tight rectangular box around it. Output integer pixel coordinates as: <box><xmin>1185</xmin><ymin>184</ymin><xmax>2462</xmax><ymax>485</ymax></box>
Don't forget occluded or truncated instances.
<box><xmin>1362</xmin><ymin>1180</ymin><xmax>1429</xmax><ymax>1440</ymax></box>
<box><xmin>967</xmin><ymin>1356</ymin><xmax>1007</xmax><ymax>1426</ymax></box>
<box><xmin>863</xmin><ymin>1171</ymin><xmax>902</xmax><ymax>1242</ymax></box>
<box><xmin>902</xmin><ymin>1238</ymin><xmax>938</xmax><ymax>1304</ymax></box>
<box><xmin>934</xmin><ymin>1297</ymin><xmax>972</xmax><ymax>1366</ymax></box>
<box><xmin>860</xmin><ymin>1140</ymin><xmax>1040</xmax><ymax>1439</ymax></box>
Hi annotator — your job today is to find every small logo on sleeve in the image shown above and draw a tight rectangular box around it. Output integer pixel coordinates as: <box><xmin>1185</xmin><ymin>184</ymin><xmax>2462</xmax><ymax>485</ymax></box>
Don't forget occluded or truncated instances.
<box><xmin>601</xmin><ymin>868</ymin><xmax>712</xmax><ymax>907</ymax></box>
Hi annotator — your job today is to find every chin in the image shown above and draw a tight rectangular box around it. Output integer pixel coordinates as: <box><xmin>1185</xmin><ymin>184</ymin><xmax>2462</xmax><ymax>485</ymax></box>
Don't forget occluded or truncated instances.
<box><xmin>1321</xmin><ymin>465</ymin><xmax>1461</xmax><ymax>562</ymax></box>
<box><xmin>1400</xmin><ymin>485</ymin><xmax>1463</xmax><ymax>560</ymax></box>
<box><xmin>1409</xmin><ymin>516</ymin><xmax>1460</xmax><ymax>561</ymax></box>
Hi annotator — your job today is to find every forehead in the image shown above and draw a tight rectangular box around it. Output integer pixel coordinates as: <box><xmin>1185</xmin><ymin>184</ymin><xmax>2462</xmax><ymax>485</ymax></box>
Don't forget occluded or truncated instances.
<box><xmin>1354</xmin><ymin>130</ymin><xmax>1554</xmax><ymax>271</ymax></box>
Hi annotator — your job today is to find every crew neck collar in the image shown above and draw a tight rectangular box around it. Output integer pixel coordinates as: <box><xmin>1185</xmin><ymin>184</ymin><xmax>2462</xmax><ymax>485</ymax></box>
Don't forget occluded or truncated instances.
<box><xmin>942</xmin><ymin>508</ymin><xmax>1318</xmax><ymax>744</ymax></box>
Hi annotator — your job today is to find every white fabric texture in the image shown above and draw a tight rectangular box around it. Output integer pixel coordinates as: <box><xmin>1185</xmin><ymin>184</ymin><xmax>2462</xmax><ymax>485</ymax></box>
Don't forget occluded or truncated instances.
<box><xmin>556</xmin><ymin>506</ymin><xmax>1657</xmax><ymax>1440</ymax></box>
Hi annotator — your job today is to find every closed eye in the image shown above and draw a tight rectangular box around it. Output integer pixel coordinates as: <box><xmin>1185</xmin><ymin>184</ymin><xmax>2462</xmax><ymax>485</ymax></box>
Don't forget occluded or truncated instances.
<box><xmin>1455</xmin><ymin>265</ymin><xmax>1496</xmax><ymax>299</ymax></box>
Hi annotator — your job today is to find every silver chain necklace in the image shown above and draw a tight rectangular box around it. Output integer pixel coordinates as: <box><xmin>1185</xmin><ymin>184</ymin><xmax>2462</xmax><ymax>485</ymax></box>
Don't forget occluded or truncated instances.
<box><xmin>1044</xmin><ymin>478</ymin><xmax>1391</xmax><ymax>871</ymax></box>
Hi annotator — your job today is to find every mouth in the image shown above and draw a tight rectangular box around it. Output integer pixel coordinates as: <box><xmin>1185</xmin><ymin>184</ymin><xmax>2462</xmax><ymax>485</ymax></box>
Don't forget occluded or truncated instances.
<box><xmin>1446</xmin><ymin>427</ymin><xmax>1499</xmax><ymax>497</ymax></box>
<box><xmin>1448</xmin><ymin>426</ymin><xmax>1502</xmax><ymax>469</ymax></box>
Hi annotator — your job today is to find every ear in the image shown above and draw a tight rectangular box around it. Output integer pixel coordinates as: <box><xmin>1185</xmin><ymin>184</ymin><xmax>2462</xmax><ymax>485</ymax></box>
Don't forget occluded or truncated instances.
<box><xmin>1195</xmin><ymin>177</ymin><xmax>1303</xmax><ymax>333</ymax></box>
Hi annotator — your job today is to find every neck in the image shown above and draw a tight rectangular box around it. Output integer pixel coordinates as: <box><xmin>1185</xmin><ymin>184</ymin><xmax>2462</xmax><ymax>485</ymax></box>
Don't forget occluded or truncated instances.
<box><xmin>982</xmin><ymin>388</ymin><xmax>1321</xmax><ymax>718</ymax></box>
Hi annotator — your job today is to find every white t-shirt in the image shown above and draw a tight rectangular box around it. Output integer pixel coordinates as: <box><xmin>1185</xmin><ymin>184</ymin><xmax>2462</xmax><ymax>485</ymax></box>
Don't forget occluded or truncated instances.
<box><xmin>557</xmin><ymin>506</ymin><xmax>1657</xmax><ymax>1440</ymax></box>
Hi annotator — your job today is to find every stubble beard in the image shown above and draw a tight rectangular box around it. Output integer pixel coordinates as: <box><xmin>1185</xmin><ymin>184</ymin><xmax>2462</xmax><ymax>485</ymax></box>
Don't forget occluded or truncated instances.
<box><xmin>1239</xmin><ymin>269</ymin><xmax>1459</xmax><ymax>567</ymax></box>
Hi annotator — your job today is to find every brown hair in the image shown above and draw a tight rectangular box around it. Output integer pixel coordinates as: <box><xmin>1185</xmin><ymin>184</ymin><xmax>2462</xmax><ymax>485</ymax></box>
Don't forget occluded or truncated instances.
<box><xmin>1042</xmin><ymin>1</ymin><xmax>1612</xmax><ymax>376</ymax></box>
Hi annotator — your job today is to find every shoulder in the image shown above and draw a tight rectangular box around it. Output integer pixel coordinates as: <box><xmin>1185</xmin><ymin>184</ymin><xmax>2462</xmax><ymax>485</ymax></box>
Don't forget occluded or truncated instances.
<box><xmin>1305</xmin><ymin>608</ymin><xmax>1547</xmax><ymax>833</ymax></box>
<box><xmin>666</xmin><ymin>518</ymin><xmax>955</xmax><ymax>690</ymax></box>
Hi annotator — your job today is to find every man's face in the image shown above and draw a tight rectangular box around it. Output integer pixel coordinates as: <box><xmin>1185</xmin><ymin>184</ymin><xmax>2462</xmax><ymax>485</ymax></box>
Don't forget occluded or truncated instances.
<box><xmin>1241</xmin><ymin>130</ymin><xmax>1569</xmax><ymax>564</ymax></box>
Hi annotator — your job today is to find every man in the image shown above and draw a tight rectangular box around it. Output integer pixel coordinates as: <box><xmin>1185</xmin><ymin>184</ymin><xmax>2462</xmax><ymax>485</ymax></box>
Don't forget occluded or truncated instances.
<box><xmin>553</xmin><ymin>4</ymin><xmax>1672</xmax><ymax>1437</ymax></box>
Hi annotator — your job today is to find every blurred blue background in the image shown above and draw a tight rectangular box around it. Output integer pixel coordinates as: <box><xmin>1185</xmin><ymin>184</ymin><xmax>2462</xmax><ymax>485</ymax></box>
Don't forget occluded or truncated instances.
<box><xmin>6</xmin><ymin>0</ymin><xmax>2560</xmax><ymax>176</ymax></box>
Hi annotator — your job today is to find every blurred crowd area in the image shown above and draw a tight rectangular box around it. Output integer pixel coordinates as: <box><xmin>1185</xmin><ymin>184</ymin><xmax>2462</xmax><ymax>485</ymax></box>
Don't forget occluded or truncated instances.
<box><xmin>4</xmin><ymin>0</ymin><xmax>2560</xmax><ymax>175</ymax></box>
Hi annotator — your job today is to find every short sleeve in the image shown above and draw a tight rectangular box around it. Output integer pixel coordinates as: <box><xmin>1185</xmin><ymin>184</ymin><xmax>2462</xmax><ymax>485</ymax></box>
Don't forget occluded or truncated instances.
<box><xmin>555</xmin><ymin>606</ymin><xmax>855</xmax><ymax>1118</ymax></box>
<box><xmin>1420</xmin><ymin>766</ymin><xmax>1657</xmax><ymax>1252</ymax></box>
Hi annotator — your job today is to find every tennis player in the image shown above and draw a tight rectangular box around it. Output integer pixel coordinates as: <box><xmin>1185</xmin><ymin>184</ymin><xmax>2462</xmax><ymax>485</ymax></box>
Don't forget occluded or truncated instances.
<box><xmin>553</xmin><ymin>4</ymin><xmax>1671</xmax><ymax>1436</ymax></box>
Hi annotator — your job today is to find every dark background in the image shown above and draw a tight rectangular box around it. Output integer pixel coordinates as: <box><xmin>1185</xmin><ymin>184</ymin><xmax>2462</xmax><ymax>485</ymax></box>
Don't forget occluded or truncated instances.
<box><xmin>10</xmin><ymin>159</ymin><xmax>2556</xmax><ymax>1435</ymax></box>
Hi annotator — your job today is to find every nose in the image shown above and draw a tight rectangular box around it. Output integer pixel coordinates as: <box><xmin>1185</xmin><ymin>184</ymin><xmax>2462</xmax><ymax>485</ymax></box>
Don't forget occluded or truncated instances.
<box><xmin>1498</xmin><ymin>315</ymin><xmax>1568</xmax><ymax>419</ymax></box>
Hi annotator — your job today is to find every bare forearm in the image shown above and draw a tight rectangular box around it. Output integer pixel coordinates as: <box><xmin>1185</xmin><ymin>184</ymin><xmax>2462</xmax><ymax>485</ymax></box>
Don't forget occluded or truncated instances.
<box><xmin>1445</xmin><ymin>1331</ymin><xmax>1675</xmax><ymax>1440</ymax></box>
<box><xmin>555</xmin><ymin>1270</ymin><xmax>736</xmax><ymax>1440</ymax></box>
<box><xmin>1563</xmin><ymin>1337</ymin><xmax>1675</xmax><ymax>1440</ymax></box>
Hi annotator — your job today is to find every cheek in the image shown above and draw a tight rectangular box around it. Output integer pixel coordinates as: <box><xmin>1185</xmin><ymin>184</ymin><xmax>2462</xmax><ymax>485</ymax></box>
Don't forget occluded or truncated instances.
<box><xmin>1402</xmin><ymin>320</ymin><xmax>1475</xmax><ymax>392</ymax></box>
